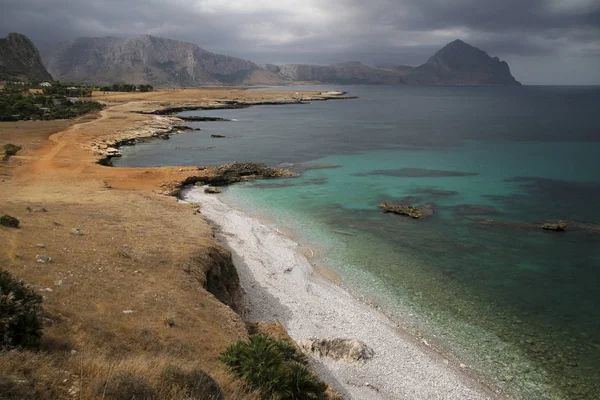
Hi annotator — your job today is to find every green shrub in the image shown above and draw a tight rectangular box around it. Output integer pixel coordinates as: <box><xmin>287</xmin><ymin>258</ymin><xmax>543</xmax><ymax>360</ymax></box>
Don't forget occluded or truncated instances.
<box><xmin>220</xmin><ymin>334</ymin><xmax>327</xmax><ymax>400</ymax></box>
<box><xmin>160</xmin><ymin>365</ymin><xmax>223</xmax><ymax>400</ymax></box>
<box><xmin>3</xmin><ymin>144</ymin><xmax>21</xmax><ymax>156</ymax></box>
<box><xmin>98</xmin><ymin>372</ymin><xmax>156</xmax><ymax>400</ymax></box>
<box><xmin>0</xmin><ymin>270</ymin><xmax>43</xmax><ymax>350</ymax></box>
<box><xmin>0</xmin><ymin>215</ymin><xmax>20</xmax><ymax>228</ymax></box>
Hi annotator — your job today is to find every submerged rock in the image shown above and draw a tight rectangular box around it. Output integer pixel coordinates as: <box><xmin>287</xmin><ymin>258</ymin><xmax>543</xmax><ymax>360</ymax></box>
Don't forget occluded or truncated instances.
<box><xmin>542</xmin><ymin>221</ymin><xmax>567</xmax><ymax>231</ymax></box>
<box><xmin>297</xmin><ymin>338</ymin><xmax>375</xmax><ymax>364</ymax></box>
<box><xmin>379</xmin><ymin>201</ymin><xmax>434</xmax><ymax>219</ymax></box>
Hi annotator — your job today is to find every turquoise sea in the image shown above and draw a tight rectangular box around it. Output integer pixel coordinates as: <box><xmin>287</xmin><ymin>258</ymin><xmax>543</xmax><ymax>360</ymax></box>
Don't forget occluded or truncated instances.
<box><xmin>114</xmin><ymin>85</ymin><xmax>600</xmax><ymax>399</ymax></box>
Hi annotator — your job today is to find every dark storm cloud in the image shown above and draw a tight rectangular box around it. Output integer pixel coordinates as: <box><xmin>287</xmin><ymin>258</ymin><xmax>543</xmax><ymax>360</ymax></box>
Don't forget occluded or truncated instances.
<box><xmin>0</xmin><ymin>0</ymin><xmax>599</xmax><ymax>83</ymax></box>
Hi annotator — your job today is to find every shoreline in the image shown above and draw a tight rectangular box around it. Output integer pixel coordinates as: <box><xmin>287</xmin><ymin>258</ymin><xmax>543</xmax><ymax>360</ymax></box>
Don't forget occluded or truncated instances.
<box><xmin>182</xmin><ymin>185</ymin><xmax>503</xmax><ymax>400</ymax></box>
<box><xmin>88</xmin><ymin>90</ymin><xmax>355</xmax><ymax>164</ymax></box>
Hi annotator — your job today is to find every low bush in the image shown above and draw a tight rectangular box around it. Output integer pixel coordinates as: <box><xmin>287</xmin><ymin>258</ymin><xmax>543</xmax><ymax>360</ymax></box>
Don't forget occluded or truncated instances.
<box><xmin>3</xmin><ymin>144</ymin><xmax>21</xmax><ymax>156</ymax></box>
<box><xmin>220</xmin><ymin>334</ymin><xmax>327</xmax><ymax>400</ymax></box>
<box><xmin>0</xmin><ymin>270</ymin><xmax>43</xmax><ymax>350</ymax></box>
<box><xmin>0</xmin><ymin>215</ymin><xmax>20</xmax><ymax>228</ymax></box>
<box><xmin>98</xmin><ymin>372</ymin><xmax>156</xmax><ymax>400</ymax></box>
<box><xmin>160</xmin><ymin>365</ymin><xmax>223</xmax><ymax>400</ymax></box>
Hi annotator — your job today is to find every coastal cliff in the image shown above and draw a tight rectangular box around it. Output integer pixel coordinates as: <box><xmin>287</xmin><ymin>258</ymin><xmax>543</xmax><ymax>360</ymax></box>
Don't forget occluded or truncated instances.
<box><xmin>0</xmin><ymin>33</ymin><xmax>53</xmax><ymax>82</ymax></box>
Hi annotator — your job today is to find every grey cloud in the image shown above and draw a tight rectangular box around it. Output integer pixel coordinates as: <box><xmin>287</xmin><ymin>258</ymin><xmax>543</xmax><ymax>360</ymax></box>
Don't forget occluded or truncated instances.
<box><xmin>0</xmin><ymin>0</ymin><xmax>599</xmax><ymax>83</ymax></box>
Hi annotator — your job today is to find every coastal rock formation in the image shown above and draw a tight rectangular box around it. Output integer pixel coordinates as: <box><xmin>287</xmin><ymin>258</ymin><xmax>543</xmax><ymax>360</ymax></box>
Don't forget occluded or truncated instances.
<box><xmin>162</xmin><ymin>162</ymin><xmax>292</xmax><ymax>196</ymax></box>
<box><xmin>0</xmin><ymin>33</ymin><xmax>53</xmax><ymax>82</ymax></box>
<box><xmin>42</xmin><ymin>35</ymin><xmax>280</xmax><ymax>86</ymax></box>
<box><xmin>379</xmin><ymin>201</ymin><xmax>434</xmax><ymax>219</ymax></box>
<box><xmin>297</xmin><ymin>338</ymin><xmax>375</xmax><ymax>364</ymax></box>
<box><xmin>89</xmin><ymin>115</ymin><xmax>188</xmax><ymax>163</ymax></box>
<box><xmin>541</xmin><ymin>221</ymin><xmax>568</xmax><ymax>231</ymax></box>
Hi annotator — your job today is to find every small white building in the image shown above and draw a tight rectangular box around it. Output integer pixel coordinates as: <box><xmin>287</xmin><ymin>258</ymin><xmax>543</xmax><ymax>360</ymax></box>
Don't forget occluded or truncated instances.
<box><xmin>40</xmin><ymin>82</ymin><xmax>52</xmax><ymax>87</ymax></box>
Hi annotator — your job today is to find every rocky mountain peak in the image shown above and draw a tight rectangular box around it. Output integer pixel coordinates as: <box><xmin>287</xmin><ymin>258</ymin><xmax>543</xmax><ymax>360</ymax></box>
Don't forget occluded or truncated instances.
<box><xmin>417</xmin><ymin>39</ymin><xmax>520</xmax><ymax>85</ymax></box>
<box><xmin>42</xmin><ymin>35</ymin><xmax>259</xmax><ymax>86</ymax></box>
<box><xmin>0</xmin><ymin>33</ymin><xmax>53</xmax><ymax>81</ymax></box>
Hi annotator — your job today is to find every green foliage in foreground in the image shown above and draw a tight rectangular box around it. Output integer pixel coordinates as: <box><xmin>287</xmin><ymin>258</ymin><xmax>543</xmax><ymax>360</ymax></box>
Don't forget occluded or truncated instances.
<box><xmin>0</xmin><ymin>92</ymin><xmax>103</xmax><ymax>121</ymax></box>
<box><xmin>221</xmin><ymin>334</ymin><xmax>327</xmax><ymax>400</ymax></box>
<box><xmin>3</xmin><ymin>144</ymin><xmax>21</xmax><ymax>156</ymax></box>
<box><xmin>0</xmin><ymin>270</ymin><xmax>43</xmax><ymax>350</ymax></box>
<box><xmin>0</xmin><ymin>215</ymin><xmax>20</xmax><ymax>228</ymax></box>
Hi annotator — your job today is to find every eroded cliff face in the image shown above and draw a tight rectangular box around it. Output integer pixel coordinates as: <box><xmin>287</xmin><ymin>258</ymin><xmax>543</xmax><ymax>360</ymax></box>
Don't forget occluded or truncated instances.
<box><xmin>43</xmin><ymin>35</ymin><xmax>259</xmax><ymax>86</ymax></box>
<box><xmin>0</xmin><ymin>33</ymin><xmax>53</xmax><ymax>81</ymax></box>
<box><xmin>185</xmin><ymin>245</ymin><xmax>243</xmax><ymax>312</ymax></box>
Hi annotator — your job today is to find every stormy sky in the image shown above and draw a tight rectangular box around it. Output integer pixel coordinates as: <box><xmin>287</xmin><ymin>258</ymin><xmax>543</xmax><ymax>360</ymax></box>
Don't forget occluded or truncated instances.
<box><xmin>1</xmin><ymin>0</ymin><xmax>599</xmax><ymax>84</ymax></box>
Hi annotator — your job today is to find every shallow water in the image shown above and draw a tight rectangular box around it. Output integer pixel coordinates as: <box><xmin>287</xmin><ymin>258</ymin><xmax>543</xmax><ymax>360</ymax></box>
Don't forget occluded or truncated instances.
<box><xmin>115</xmin><ymin>85</ymin><xmax>600</xmax><ymax>399</ymax></box>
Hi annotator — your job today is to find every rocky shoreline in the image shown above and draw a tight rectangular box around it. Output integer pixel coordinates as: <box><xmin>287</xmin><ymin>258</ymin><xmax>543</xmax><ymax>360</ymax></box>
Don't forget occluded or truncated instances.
<box><xmin>91</xmin><ymin>91</ymin><xmax>355</xmax><ymax>165</ymax></box>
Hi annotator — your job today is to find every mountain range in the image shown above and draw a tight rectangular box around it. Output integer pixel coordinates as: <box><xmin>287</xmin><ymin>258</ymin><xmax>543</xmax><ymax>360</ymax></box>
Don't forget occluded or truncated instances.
<box><xmin>1</xmin><ymin>33</ymin><xmax>520</xmax><ymax>86</ymax></box>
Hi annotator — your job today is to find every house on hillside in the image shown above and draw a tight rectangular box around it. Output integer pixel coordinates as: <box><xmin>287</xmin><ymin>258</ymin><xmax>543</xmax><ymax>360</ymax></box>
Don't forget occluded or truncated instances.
<box><xmin>40</xmin><ymin>82</ymin><xmax>51</xmax><ymax>87</ymax></box>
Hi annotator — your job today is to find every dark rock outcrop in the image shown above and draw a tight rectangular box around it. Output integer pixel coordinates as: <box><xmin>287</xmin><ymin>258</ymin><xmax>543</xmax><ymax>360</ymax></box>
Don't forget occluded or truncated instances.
<box><xmin>0</xmin><ymin>33</ymin><xmax>53</xmax><ymax>82</ymax></box>
<box><xmin>379</xmin><ymin>201</ymin><xmax>434</xmax><ymax>219</ymax></box>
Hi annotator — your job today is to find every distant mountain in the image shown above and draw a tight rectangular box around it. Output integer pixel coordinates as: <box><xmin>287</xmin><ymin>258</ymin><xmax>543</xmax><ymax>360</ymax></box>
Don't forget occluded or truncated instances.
<box><xmin>400</xmin><ymin>40</ymin><xmax>521</xmax><ymax>85</ymax></box>
<box><xmin>264</xmin><ymin>40</ymin><xmax>520</xmax><ymax>86</ymax></box>
<box><xmin>42</xmin><ymin>35</ymin><xmax>282</xmax><ymax>86</ymax></box>
<box><xmin>0</xmin><ymin>33</ymin><xmax>53</xmax><ymax>82</ymax></box>
<box><xmin>40</xmin><ymin>35</ymin><xmax>519</xmax><ymax>86</ymax></box>
<box><xmin>272</xmin><ymin>62</ymin><xmax>406</xmax><ymax>84</ymax></box>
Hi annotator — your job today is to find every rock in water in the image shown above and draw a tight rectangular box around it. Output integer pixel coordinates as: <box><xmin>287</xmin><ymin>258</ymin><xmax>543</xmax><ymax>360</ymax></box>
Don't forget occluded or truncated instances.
<box><xmin>379</xmin><ymin>201</ymin><xmax>434</xmax><ymax>219</ymax></box>
<box><xmin>297</xmin><ymin>338</ymin><xmax>375</xmax><ymax>364</ymax></box>
<box><xmin>542</xmin><ymin>221</ymin><xmax>568</xmax><ymax>231</ymax></box>
<box><xmin>204</xmin><ymin>187</ymin><xmax>222</xmax><ymax>194</ymax></box>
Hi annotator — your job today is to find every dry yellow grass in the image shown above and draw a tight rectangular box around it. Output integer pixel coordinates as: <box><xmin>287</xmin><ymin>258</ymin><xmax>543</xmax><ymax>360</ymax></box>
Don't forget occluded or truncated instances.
<box><xmin>0</xmin><ymin>88</ymin><xmax>335</xmax><ymax>399</ymax></box>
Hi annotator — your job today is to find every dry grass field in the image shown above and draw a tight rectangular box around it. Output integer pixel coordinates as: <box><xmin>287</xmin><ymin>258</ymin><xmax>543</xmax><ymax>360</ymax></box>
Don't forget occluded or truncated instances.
<box><xmin>0</xmin><ymin>88</ymin><xmax>339</xmax><ymax>399</ymax></box>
